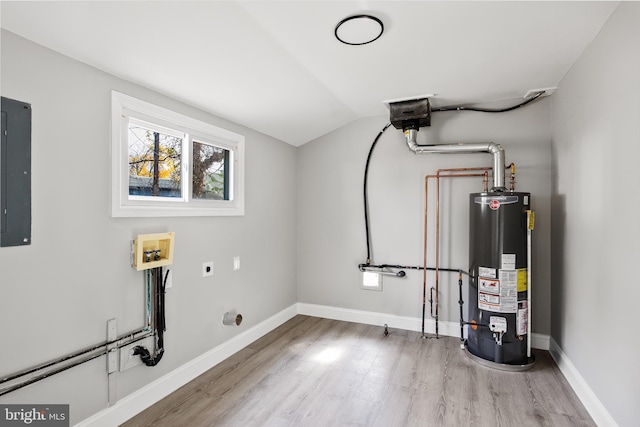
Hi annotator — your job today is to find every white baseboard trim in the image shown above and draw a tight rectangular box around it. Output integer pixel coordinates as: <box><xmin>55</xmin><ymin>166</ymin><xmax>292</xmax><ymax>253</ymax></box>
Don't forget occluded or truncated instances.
<box><xmin>75</xmin><ymin>304</ymin><xmax>298</xmax><ymax>427</ymax></box>
<box><xmin>549</xmin><ymin>338</ymin><xmax>618</xmax><ymax>427</ymax></box>
<box><xmin>297</xmin><ymin>302</ymin><xmax>459</xmax><ymax>337</ymax></box>
<box><xmin>76</xmin><ymin>302</ymin><xmax>552</xmax><ymax>426</ymax></box>
<box><xmin>531</xmin><ymin>332</ymin><xmax>550</xmax><ymax>350</ymax></box>
<box><xmin>297</xmin><ymin>303</ymin><xmax>550</xmax><ymax>350</ymax></box>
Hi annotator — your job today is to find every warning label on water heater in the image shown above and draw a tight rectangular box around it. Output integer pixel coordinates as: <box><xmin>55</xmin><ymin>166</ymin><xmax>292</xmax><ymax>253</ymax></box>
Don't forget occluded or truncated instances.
<box><xmin>479</xmin><ymin>267</ymin><xmax>496</xmax><ymax>279</ymax></box>
<box><xmin>478</xmin><ymin>267</ymin><xmax>518</xmax><ymax>313</ymax></box>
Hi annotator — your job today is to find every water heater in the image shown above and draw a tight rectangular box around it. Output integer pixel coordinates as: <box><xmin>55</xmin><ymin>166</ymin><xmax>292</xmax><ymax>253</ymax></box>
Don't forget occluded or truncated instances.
<box><xmin>467</xmin><ymin>191</ymin><xmax>534</xmax><ymax>370</ymax></box>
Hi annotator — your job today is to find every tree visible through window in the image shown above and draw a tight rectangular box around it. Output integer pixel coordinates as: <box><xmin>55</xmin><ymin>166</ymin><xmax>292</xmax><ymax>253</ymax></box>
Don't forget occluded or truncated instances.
<box><xmin>128</xmin><ymin>121</ymin><xmax>182</xmax><ymax>198</ymax></box>
<box><xmin>192</xmin><ymin>141</ymin><xmax>229</xmax><ymax>200</ymax></box>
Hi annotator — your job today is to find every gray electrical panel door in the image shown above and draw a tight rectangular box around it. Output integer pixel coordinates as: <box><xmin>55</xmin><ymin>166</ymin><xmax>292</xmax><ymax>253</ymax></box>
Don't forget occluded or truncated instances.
<box><xmin>1</xmin><ymin>96</ymin><xmax>32</xmax><ymax>247</ymax></box>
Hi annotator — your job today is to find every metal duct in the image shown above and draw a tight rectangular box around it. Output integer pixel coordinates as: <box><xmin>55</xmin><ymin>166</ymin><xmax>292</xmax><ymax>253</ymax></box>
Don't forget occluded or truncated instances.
<box><xmin>404</xmin><ymin>129</ymin><xmax>506</xmax><ymax>191</ymax></box>
<box><xmin>222</xmin><ymin>311</ymin><xmax>243</xmax><ymax>326</ymax></box>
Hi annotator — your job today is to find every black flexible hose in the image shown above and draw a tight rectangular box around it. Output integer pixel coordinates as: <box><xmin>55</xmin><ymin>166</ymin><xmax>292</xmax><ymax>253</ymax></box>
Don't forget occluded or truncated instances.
<box><xmin>363</xmin><ymin>123</ymin><xmax>392</xmax><ymax>263</ymax></box>
<box><xmin>160</xmin><ymin>269</ymin><xmax>169</xmax><ymax>332</ymax></box>
<box><xmin>135</xmin><ymin>267</ymin><xmax>167</xmax><ymax>367</ymax></box>
<box><xmin>133</xmin><ymin>343</ymin><xmax>163</xmax><ymax>367</ymax></box>
<box><xmin>360</xmin><ymin>93</ymin><xmax>543</xmax><ymax>270</ymax></box>
<box><xmin>431</xmin><ymin>91</ymin><xmax>544</xmax><ymax>114</ymax></box>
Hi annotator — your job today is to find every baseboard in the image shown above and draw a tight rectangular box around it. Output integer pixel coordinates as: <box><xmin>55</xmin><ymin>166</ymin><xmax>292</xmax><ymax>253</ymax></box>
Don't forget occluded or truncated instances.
<box><xmin>297</xmin><ymin>303</ymin><xmax>550</xmax><ymax>350</ymax></box>
<box><xmin>297</xmin><ymin>302</ymin><xmax>460</xmax><ymax>337</ymax></box>
<box><xmin>549</xmin><ymin>338</ymin><xmax>618</xmax><ymax>427</ymax></box>
<box><xmin>75</xmin><ymin>304</ymin><xmax>298</xmax><ymax>427</ymax></box>
<box><xmin>76</xmin><ymin>302</ymin><xmax>551</xmax><ymax>426</ymax></box>
<box><xmin>77</xmin><ymin>304</ymin><xmax>615</xmax><ymax>427</ymax></box>
<box><xmin>531</xmin><ymin>332</ymin><xmax>550</xmax><ymax>350</ymax></box>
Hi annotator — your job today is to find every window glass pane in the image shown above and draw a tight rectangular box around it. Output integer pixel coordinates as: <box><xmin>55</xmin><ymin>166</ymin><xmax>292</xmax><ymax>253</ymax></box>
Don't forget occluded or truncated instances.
<box><xmin>128</xmin><ymin>122</ymin><xmax>182</xmax><ymax>198</ymax></box>
<box><xmin>192</xmin><ymin>141</ymin><xmax>229</xmax><ymax>200</ymax></box>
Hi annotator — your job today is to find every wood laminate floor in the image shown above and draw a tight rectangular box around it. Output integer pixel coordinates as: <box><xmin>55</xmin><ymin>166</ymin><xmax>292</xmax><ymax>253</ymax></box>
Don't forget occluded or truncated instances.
<box><xmin>122</xmin><ymin>315</ymin><xmax>595</xmax><ymax>427</ymax></box>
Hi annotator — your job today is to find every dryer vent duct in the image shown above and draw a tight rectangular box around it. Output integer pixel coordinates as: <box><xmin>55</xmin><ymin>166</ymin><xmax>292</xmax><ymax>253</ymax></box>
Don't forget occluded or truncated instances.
<box><xmin>222</xmin><ymin>311</ymin><xmax>243</xmax><ymax>326</ymax></box>
<box><xmin>386</xmin><ymin>96</ymin><xmax>506</xmax><ymax>191</ymax></box>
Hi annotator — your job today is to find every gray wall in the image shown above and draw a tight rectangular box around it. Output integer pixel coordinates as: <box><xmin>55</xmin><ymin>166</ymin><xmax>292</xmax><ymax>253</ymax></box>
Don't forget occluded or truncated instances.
<box><xmin>550</xmin><ymin>3</ymin><xmax>640</xmax><ymax>426</ymax></box>
<box><xmin>7</xmin><ymin>3</ymin><xmax>639</xmax><ymax>423</ymax></box>
<box><xmin>0</xmin><ymin>30</ymin><xmax>297</xmax><ymax>424</ymax></box>
<box><xmin>297</xmin><ymin>99</ymin><xmax>552</xmax><ymax>335</ymax></box>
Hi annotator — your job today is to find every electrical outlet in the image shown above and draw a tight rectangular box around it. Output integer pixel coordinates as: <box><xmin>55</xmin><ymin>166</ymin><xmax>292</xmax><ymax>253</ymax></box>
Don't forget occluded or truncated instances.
<box><xmin>202</xmin><ymin>261</ymin><xmax>214</xmax><ymax>277</ymax></box>
<box><xmin>233</xmin><ymin>256</ymin><xmax>240</xmax><ymax>271</ymax></box>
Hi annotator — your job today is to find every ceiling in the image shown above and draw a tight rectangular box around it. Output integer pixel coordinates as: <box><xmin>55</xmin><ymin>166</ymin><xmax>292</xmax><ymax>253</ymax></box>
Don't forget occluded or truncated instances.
<box><xmin>0</xmin><ymin>1</ymin><xmax>618</xmax><ymax>146</ymax></box>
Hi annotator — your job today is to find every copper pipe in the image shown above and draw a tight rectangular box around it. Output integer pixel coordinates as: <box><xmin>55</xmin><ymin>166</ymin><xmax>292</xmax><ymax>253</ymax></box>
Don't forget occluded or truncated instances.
<box><xmin>423</xmin><ymin>168</ymin><xmax>492</xmax><ymax>338</ymax></box>
<box><xmin>436</xmin><ymin>168</ymin><xmax>491</xmax><ymax>338</ymax></box>
<box><xmin>437</xmin><ymin>166</ymin><xmax>493</xmax><ymax>174</ymax></box>
<box><xmin>420</xmin><ymin>159</ymin><xmax>515</xmax><ymax>338</ymax></box>
<box><xmin>422</xmin><ymin>163</ymin><xmax>517</xmax><ymax>338</ymax></box>
<box><xmin>422</xmin><ymin>177</ymin><xmax>429</xmax><ymax>337</ymax></box>
<box><xmin>434</xmin><ymin>173</ymin><xmax>489</xmax><ymax>178</ymax></box>
<box><xmin>422</xmin><ymin>163</ymin><xmax>514</xmax><ymax>337</ymax></box>
<box><xmin>423</xmin><ymin>174</ymin><xmax>435</xmax><ymax>337</ymax></box>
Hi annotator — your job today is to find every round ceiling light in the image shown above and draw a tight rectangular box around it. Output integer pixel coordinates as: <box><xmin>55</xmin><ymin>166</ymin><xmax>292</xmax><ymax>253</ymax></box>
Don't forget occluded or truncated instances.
<box><xmin>335</xmin><ymin>14</ymin><xmax>384</xmax><ymax>46</ymax></box>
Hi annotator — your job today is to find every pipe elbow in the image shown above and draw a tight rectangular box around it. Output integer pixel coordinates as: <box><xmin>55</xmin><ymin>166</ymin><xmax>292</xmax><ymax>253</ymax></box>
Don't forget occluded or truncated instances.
<box><xmin>404</xmin><ymin>129</ymin><xmax>420</xmax><ymax>153</ymax></box>
<box><xmin>407</xmin><ymin>144</ymin><xmax>420</xmax><ymax>154</ymax></box>
<box><xmin>487</xmin><ymin>142</ymin><xmax>504</xmax><ymax>154</ymax></box>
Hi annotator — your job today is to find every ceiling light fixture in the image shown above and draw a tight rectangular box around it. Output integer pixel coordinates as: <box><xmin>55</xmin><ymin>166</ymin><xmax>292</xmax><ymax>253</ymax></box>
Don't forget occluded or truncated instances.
<box><xmin>335</xmin><ymin>14</ymin><xmax>384</xmax><ymax>46</ymax></box>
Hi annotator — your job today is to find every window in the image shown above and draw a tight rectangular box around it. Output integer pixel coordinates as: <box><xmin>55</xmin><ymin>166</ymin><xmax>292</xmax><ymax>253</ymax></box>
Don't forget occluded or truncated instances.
<box><xmin>111</xmin><ymin>91</ymin><xmax>244</xmax><ymax>217</ymax></box>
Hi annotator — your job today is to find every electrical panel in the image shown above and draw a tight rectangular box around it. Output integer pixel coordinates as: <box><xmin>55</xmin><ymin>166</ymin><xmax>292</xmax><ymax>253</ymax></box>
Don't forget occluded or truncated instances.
<box><xmin>1</xmin><ymin>97</ymin><xmax>31</xmax><ymax>247</ymax></box>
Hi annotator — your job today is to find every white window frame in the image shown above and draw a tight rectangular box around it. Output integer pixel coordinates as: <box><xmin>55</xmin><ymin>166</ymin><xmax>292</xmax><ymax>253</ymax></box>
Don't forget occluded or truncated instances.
<box><xmin>111</xmin><ymin>91</ymin><xmax>244</xmax><ymax>217</ymax></box>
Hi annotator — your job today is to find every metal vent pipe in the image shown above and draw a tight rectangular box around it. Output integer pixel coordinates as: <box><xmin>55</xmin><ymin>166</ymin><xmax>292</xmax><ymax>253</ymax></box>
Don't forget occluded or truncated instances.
<box><xmin>404</xmin><ymin>129</ymin><xmax>506</xmax><ymax>191</ymax></box>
